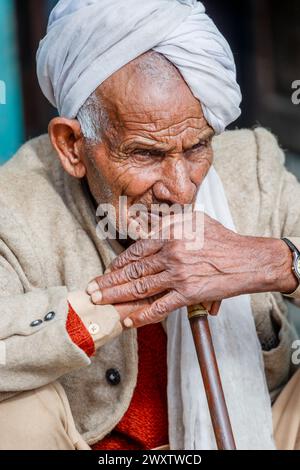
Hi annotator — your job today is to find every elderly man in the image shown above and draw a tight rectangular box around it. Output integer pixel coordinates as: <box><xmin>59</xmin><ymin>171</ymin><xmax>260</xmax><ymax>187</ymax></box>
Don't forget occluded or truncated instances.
<box><xmin>0</xmin><ymin>0</ymin><xmax>300</xmax><ymax>450</ymax></box>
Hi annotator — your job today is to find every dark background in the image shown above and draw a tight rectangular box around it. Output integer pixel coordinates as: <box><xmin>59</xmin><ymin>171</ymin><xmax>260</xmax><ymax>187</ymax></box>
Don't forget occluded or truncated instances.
<box><xmin>0</xmin><ymin>0</ymin><xmax>300</xmax><ymax>164</ymax></box>
<box><xmin>1</xmin><ymin>0</ymin><xmax>300</xmax><ymax>160</ymax></box>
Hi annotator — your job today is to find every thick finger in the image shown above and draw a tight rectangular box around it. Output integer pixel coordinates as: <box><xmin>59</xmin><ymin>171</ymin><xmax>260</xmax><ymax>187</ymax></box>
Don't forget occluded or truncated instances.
<box><xmin>123</xmin><ymin>290</ymin><xmax>184</xmax><ymax>328</ymax></box>
<box><xmin>201</xmin><ymin>301</ymin><xmax>222</xmax><ymax>316</ymax></box>
<box><xmin>114</xmin><ymin>298</ymin><xmax>154</xmax><ymax>321</ymax></box>
<box><xmin>90</xmin><ymin>272</ymin><xmax>169</xmax><ymax>305</ymax></box>
<box><xmin>209</xmin><ymin>301</ymin><xmax>221</xmax><ymax>316</ymax></box>
<box><xmin>87</xmin><ymin>255</ymin><xmax>164</xmax><ymax>294</ymax></box>
<box><xmin>110</xmin><ymin>239</ymin><xmax>164</xmax><ymax>271</ymax></box>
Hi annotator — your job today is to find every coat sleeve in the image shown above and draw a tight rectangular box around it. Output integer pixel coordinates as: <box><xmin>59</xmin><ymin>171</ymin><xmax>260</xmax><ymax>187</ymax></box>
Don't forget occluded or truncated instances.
<box><xmin>0</xmin><ymin>239</ymin><xmax>121</xmax><ymax>398</ymax></box>
<box><xmin>263</xmin><ymin>141</ymin><xmax>300</xmax><ymax>298</ymax></box>
<box><xmin>254</xmin><ymin>128</ymin><xmax>300</xmax><ymax>397</ymax></box>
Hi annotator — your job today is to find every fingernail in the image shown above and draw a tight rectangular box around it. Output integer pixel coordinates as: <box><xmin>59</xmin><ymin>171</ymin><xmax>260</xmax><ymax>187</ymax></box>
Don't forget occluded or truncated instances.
<box><xmin>91</xmin><ymin>290</ymin><xmax>103</xmax><ymax>303</ymax></box>
<box><xmin>123</xmin><ymin>318</ymin><xmax>133</xmax><ymax>328</ymax></box>
<box><xmin>87</xmin><ymin>281</ymin><xmax>99</xmax><ymax>295</ymax></box>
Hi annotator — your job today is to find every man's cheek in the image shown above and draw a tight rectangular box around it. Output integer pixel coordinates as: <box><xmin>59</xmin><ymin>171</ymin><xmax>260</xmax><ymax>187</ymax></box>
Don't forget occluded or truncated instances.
<box><xmin>190</xmin><ymin>156</ymin><xmax>213</xmax><ymax>187</ymax></box>
<box><xmin>122</xmin><ymin>169</ymin><xmax>157</xmax><ymax>199</ymax></box>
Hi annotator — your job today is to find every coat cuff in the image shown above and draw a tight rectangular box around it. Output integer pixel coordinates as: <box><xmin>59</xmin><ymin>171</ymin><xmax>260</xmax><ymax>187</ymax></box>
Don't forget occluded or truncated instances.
<box><xmin>282</xmin><ymin>237</ymin><xmax>300</xmax><ymax>299</ymax></box>
<box><xmin>66</xmin><ymin>303</ymin><xmax>95</xmax><ymax>357</ymax></box>
<box><xmin>67</xmin><ymin>292</ymin><xmax>123</xmax><ymax>350</ymax></box>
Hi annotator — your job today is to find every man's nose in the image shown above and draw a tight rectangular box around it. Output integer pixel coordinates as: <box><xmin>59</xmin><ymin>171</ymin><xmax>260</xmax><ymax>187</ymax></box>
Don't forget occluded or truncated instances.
<box><xmin>152</xmin><ymin>156</ymin><xmax>196</xmax><ymax>205</ymax></box>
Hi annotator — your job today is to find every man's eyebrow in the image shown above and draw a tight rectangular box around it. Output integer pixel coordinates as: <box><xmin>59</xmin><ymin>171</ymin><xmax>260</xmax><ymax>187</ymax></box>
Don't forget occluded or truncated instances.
<box><xmin>186</xmin><ymin>128</ymin><xmax>214</xmax><ymax>148</ymax></box>
<box><xmin>202</xmin><ymin>128</ymin><xmax>215</xmax><ymax>140</ymax></box>
<box><xmin>119</xmin><ymin>140</ymin><xmax>170</xmax><ymax>153</ymax></box>
<box><xmin>119</xmin><ymin>128</ymin><xmax>214</xmax><ymax>153</ymax></box>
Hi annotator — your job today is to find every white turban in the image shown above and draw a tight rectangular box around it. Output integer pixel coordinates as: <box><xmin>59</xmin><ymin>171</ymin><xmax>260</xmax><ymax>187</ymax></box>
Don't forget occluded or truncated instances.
<box><xmin>37</xmin><ymin>0</ymin><xmax>241</xmax><ymax>134</ymax></box>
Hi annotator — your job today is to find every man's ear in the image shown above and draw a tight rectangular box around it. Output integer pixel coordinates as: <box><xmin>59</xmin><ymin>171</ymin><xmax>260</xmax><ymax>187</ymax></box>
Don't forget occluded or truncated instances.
<box><xmin>48</xmin><ymin>117</ymin><xmax>86</xmax><ymax>179</ymax></box>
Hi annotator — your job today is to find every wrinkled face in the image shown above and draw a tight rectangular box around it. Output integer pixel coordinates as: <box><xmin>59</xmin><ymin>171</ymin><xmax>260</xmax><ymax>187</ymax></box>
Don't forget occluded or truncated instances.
<box><xmin>80</xmin><ymin>53</ymin><xmax>214</xmax><ymax>235</ymax></box>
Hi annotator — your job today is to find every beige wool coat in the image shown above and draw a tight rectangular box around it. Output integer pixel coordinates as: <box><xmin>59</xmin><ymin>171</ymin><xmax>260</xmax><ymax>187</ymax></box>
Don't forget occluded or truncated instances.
<box><xmin>0</xmin><ymin>127</ymin><xmax>299</xmax><ymax>445</ymax></box>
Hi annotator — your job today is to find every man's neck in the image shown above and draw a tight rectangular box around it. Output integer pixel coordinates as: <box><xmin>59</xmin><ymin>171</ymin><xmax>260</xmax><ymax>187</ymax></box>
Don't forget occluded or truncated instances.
<box><xmin>81</xmin><ymin>177</ymin><xmax>132</xmax><ymax>249</ymax></box>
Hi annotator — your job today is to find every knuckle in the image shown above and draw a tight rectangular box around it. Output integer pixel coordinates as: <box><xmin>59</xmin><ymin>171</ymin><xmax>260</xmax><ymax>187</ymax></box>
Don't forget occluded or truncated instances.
<box><xmin>138</xmin><ymin>311</ymin><xmax>151</xmax><ymax>325</ymax></box>
<box><xmin>104</xmin><ymin>271</ymin><xmax>120</xmax><ymax>287</ymax></box>
<box><xmin>142</xmin><ymin>308</ymin><xmax>160</xmax><ymax>324</ymax></box>
<box><xmin>126</xmin><ymin>262</ymin><xmax>144</xmax><ymax>280</ymax></box>
<box><xmin>111</xmin><ymin>255</ymin><xmax>126</xmax><ymax>270</ymax></box>
<box><xmin>132</xmin><ymin>279</ymin><xmax>149</xmax><ymax>297</ymax></box>
<box><xmin>129</xmin><ymin>241</ymin><xmax>145</xmax><ymax>258</ymax></box>
<box><xmin>141</xmin><ymin>310</ymin><xmax>154</xmax><ymax>323</ymax></box>
<box><xmin>153</xmin><ymin>302</ymin><xmax>168</xmax><ymax>317</ymax></box>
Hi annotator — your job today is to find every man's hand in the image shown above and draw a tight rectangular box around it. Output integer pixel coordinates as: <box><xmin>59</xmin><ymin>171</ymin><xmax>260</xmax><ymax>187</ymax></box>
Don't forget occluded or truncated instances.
<box><xmin>68</xmin><ymin>291</ymin><xmax>161</xmax><ymax>348</ymax></box>
<box><xmin>87</xmin><ymin>212</ymin><xmax>297</xmax><ymax>328</ymax></box>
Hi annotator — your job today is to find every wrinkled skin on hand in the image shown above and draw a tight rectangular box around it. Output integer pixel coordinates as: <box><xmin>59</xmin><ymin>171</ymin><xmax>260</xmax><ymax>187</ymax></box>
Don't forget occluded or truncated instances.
<box><xmin>85</xmin><ymin>215</ymin><xmax>255</xmax><ymax>328</ymax></box>
<box><xmin>87</xmin><ymin>209</ymin><xmax>296</xmax><ymax>328</ymax></box>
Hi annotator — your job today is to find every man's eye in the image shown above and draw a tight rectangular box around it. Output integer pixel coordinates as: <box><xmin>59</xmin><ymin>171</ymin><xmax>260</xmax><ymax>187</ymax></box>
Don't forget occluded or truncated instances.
<box><xmin>190</xmin><ymin>141</ymin><xmax>208</xmax><ymax>152</ymax></box>
<box><xmin>132</xmin><ymin>149</ymin><xmax>151</xmax><ymax>156</ymax></box>
<box><xmin>131</xmin><ymin>149</ymin><xmax>164</xmax><ymax>158</ymax></box>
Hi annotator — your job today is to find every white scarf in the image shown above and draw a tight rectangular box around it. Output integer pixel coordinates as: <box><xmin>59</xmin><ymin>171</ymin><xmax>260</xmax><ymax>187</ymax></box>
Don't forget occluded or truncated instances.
<box><xmin>166</xmin><ymin>166</ymin><xmax>275</xmax><ymax>450</ymax></box>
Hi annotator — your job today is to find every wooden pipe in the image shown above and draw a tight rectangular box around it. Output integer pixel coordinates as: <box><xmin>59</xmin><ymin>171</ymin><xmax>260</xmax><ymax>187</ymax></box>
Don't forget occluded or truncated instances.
<box><xmin>188</xmin><ymin>304</ymin><xmax>236</xmax><ymax>450</ymax></box>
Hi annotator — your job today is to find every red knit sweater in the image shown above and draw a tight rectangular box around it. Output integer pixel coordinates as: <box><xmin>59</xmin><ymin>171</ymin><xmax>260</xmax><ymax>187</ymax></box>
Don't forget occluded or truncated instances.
<box><xmin>67</xmin><ymin>305</ymin><xmax>169</xmax><ymax>450</ymax></box>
